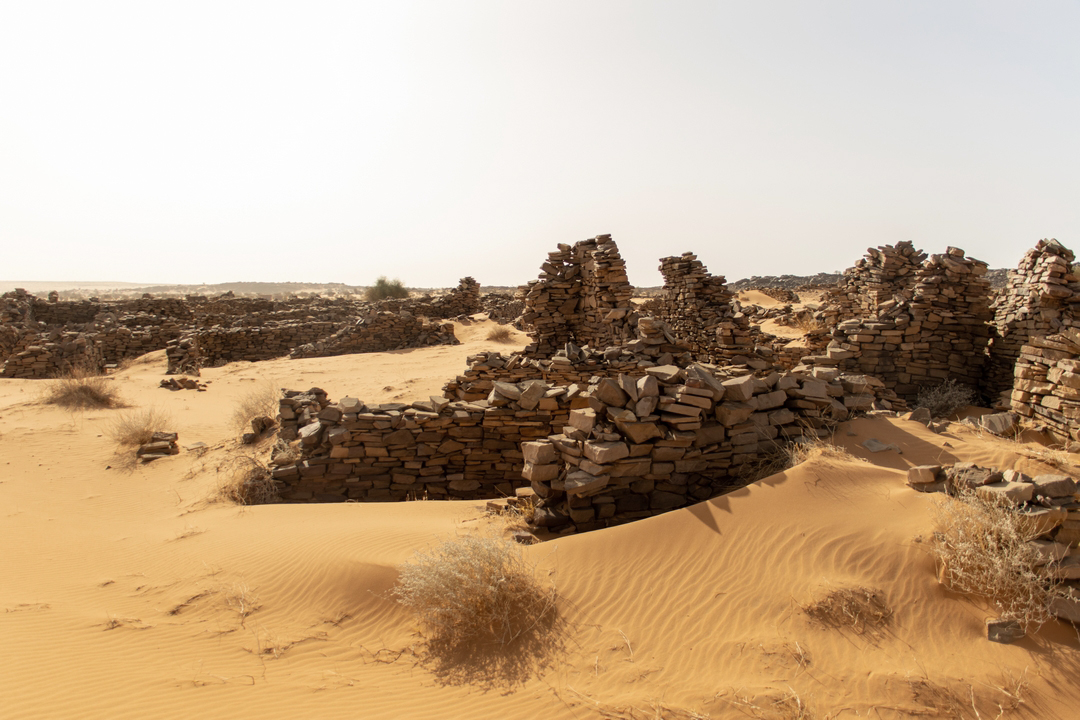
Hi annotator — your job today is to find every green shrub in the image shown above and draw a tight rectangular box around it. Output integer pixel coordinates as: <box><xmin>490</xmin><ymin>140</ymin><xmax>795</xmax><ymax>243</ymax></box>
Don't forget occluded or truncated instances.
<box><xmin>365</xmin><ymin>276</ymin><xmax>409</xmax><ymax>301</ymax></box>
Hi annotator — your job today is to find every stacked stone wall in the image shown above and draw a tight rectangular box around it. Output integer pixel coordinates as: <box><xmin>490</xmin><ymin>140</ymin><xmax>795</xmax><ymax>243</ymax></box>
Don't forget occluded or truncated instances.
<box><xmin>290</xmin><ymin>312</ymin><xmax>457</xmax><ymax>359</ymax></box>
<box><xmin>820</xmin><ymin>241</ymin><xmax>926</xmax><ymax>324</ymax></box>
<box><xmin>521</xmin><ymin>235</ymin><xmax>636</xmax><ymax>356</ymax></box>
<box><xmin>987</xmin><ymin>240</ymin><xmax>1079</xmax><ymax>400</ymax></box>
<box><xmin>645</xmin><ymin>252</ymin><xmax>757</xmax><ymax>365</ymax></box>
<box><xmin>271</xmin><ymin>359</ymin><xmax>902</xmax><ymax>533</ymax></box>
<box><xmin>1011</xmin><ymin>331</ymin><xmax>1080</xmax><ymax>444</ymax></box>
<box><xmin>802</xmin><ymin>247</ymin><xmax>992</xmax><ymax>399</ymax></box>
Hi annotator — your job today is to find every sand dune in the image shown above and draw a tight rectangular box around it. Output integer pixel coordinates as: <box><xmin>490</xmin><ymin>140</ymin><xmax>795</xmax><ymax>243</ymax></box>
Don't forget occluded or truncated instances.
<box><xmin>3</xmin><ymin>318</ymin><xmax>1080</xmax><ymax>719</ymax></box>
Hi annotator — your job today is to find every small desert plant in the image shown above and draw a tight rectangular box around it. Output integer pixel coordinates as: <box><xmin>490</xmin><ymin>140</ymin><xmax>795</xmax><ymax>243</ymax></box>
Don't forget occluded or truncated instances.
<box><xmin>915</xmin><ymin>378</ymin><xmax>975</xmax><ymax>419</ymax></box>
<box><xmin>486</xmin><ymin>325</ymin><xmax>514</xmax><ymax>343</ymax></box>
<box><xmin>931</xmin><ymin>487</ymin><xmax>1062</xmax><ymax>633</ymax></box>
<box><xmin>218</xmin><ymin>455</ymin><xmax>280</xmax><ymax>505</ymax></box>
<box><xmin>803</xmin><ymin>586</ymin><xmax>892</xmax><ymax>635</ymax></box>
<box><xmin>393</xmin><ymin>535</ymin><xmax>556</xmax><ymax>649</ymax></box>
<box><xmin>106</xmin><ymin>407</ymin><xmax>173</xmax><ymax>448</ymax></box>
<box><xmin>365</xmin><ymin>276</ymin><xmax>409</xmax><ymax>301</ymax></box>
<box><xmin>792</xmin><ymin>314</ymin><xmax>827</xmax><ymax>334</ymax></box>
<box><xmin>231</xmin><ymin>382</ymin><xmax>279</xmax><ymax>434</ymax></box>
<box><xmin>43</xmin><ymin>367</ymin><xmax>124</xmax><ymax>410</ymax></box>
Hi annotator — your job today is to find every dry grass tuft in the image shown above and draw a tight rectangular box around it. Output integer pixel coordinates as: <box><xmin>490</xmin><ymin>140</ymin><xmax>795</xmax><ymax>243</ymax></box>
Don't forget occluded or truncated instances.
<box><xmin>802</xmin><ymin>586</ymin><xmax>892</xmax><ymax>635</ymax></box>
<box><xmin>739</xmin><ymin>435</ymin><xmax>856</xmax><ymax>483</ymax></box>
<box><xmin>106</xmin><ymin>406</ymin><xmax>173</xmax><ymax>448</ymax></box>
<box><xmin>393</xmin><ymin>534</ymin><xmax>556</xmax><ymax>650</ymax></box>
<box><xmin>787</xmin><ymin>436</ymin><xmax>856</xmax><ymax>466</ymax></box>
<box><xmin>915</xmin><ymin>378</ymin><xmax>975</xmax><ymax>419</ymax></box>
<box><xmin>217</xmin><ymin>455</ymin><xmax>280</xmax><ymax>505</ymax></box>
<box><xmin>231</xmin><ymin>382</ymin><xmax>279</xmax><ymax>434</ymax></box>
<box><xmin>931</xmin><ymin>487</ymin><xmax>1062</xmax><ymax>633</ymax></box>
<box><xmin>486</xmin><ymin>325</ymin><xmax>515</xmax><ymax>343</ymax></box>
<box><xmin>791</xmin><ymin>315</ymin><xmax>826</xmax><ymax>334</ymax></box>
<box><xmin>43</xmin><ymin>367</ymin><xmax>124</xmax><ymax>410</ymax></box>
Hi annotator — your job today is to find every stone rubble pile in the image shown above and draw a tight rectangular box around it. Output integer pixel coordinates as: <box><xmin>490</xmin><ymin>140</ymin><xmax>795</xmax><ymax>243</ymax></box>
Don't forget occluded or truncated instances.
<box><xmin>136</xmin><ymin>431</ymin><xmax>180</xmax><ymax>462</ymax></box>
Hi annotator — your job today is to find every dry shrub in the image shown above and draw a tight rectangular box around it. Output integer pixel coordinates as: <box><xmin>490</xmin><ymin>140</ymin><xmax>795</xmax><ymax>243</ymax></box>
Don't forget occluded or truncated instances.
<box><xmin>231</xmin><ymin>382</ymin><xmax>279</xmax><ymax>434</ymax></box>
<box><xmin>916</xmin><ymin>378</ymin><xmax>975</xmax><ymax>419</ymax></box>
<box><xmin>107</xmin><ymin>406</ymin><xmax>173</xmax><ymax>448</ymax></box>
<box><xmin>931</xmin><ymin>487</ymin><xmax>1062</xmax><ymax>633</ymax></box>
<box><xmin>217</xmin><ymin>455</ymin><xmax>280</xmax><ymax>505</ymax></box>
<box><xmin>740</xmin><ymin>435</ymin><xmax>855</xmax><ymax>483</ymax></box>
<box><xmin>787</xmin><ymin>435</ymin><xmax>856</xmax><ymax>466</ymax></box>
<box><xmin>803</xmin><ymin>586</ymin><xmax>892</xmax><ymax>635</ymax></box>
<box><xmin>393</xmin><ymin>535</ymin><xmax>556</xmax><ymax>649</ymax></box>
<box><xmin>792</xmin><ymin>315</ymin><xmax>826</xmax><ymax>334</ymax></box>
<box><xmin>486</xmin><ymin>325</ymin><xmax>514</xmax><ymax>343</ymax></box>
<box><xmin>43</xmin><ymin>368</ymin><xmax>124</xmax><ymax>410</ymax></box>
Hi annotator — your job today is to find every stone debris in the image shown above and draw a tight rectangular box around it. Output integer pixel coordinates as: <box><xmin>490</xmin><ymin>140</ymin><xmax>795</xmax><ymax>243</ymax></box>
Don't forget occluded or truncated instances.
<box><xmin>136</xmin><ymin>432</ymin><xmax>180</xmax><ymax>462</ymax></box>
<box><xmin>159</xmin><ymin>377</ymin><xmax>206</xmax><ymax>391</ymax></box>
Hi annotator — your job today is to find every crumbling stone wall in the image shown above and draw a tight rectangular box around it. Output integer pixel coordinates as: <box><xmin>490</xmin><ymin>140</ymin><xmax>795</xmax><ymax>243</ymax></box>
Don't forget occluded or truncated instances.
<box><xmin>986</xmin><ymin>239</ymin><xmax>1079</xmax><ymax>400</ymax></box>
<box><xmin>801</xmin><ymin>247</ymin><xmax>992</xmax><ymax>400</ymax></box>
<box><xmin>0</xmin><ymin>332</ymin><xmax>103</xmax><ymax>378</ymax></box>
<box><xmin>270</xmin><ymin>359</ymin><xmax>901</xmax><ymax>533</ymax></box>
<box><xmin>644</xmin><ymin>252</ymin><xmax>756</xmax><ymax>364</ymax></box>
<box><xmin>1010</xmin><ymin>330</ymin><xmax>1080</xmax><ymax>444</ymax></box>
<box><xmin>290</xmin><ymin>312</ymin><xmax>457</xmax><ymax>359</ymax></box>
<box><xmin>820</xmin><ymin>241</ymin><xmax>926</xmax><ymax>324</ymax></box>
<box><xmin>521</xmin><ymin>235</ymin><xmax>636</xmax><ymax>356</ymax></box>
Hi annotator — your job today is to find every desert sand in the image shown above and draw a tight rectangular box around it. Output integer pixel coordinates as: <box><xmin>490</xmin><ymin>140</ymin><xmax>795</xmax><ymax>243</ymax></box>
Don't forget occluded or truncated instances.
<box><xmin>3</xmin><ymin>317</ymin><xmax>1080</xmax><ymax>719</ymax></box>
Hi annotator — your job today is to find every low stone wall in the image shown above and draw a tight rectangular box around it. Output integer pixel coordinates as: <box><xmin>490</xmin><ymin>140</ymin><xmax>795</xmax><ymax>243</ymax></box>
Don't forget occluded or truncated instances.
<box><xmin>270</xmin><ymin>359</ymin><xmax>903</xmax><ymax>533</ymax></box>
<box><xmin>166</xmin><ymin>322</ymin><xmax>341</xmax><ymax>373</ymax></box>
<box><xmin>0</xmin><ymin>333</ymin><xmax>103</xmax><ymax>378</ymax></box>
<box><xmin>290</xmin><ymin>313</ymin><xmax>457</xmax><ymax>359</ymax></box>
<box><xmin>519</xmin><ymin>365</ymin><xmax>898</xmax><ymax>532</ymax></box>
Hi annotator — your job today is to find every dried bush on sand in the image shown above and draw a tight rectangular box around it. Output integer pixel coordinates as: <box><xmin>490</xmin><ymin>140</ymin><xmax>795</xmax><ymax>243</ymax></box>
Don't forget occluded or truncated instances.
<box><xmin>931</xmin><ymin>487</ymin><xmax>1062</xmax><ymax>633</ymax></box>
<box><xmin>803</xmin><ymin>586</ymin><xmax>892</xmax><ymax>635</ymax></box>
<box><xmin>107</xmin><ymin>407</ymin><xmax>173</xmax><ymax>448</ymax></box>
<box><xmin>365</xmin><ymin>276</ymin><xmax>409</xmax><ymax>301</ymax></box>
<box><xmin>915</xmin><ymin>378</ymin><xmax>975</xmax><ymax>419</ymax></box>
<box><xmin>43</xmin><ymin>368</ymin><xmax>123</xmax><ymax>410</ymax></box>
<box><xmin>231</xmin><ymin>382</ymin><xmax>280</xmax><ymax>434</ymax></box>
<box><xmin>218</xmin><ymin>456</ymin><xmax>280</xmax><ymax>505</ymax></box>
<box><xmin>393</xmin><ymin>535</ymin><xmax>556</xmax><ymax>649</ymax></box>
<box><xmin>486</xmin><ymin>325</ymin><xmax>514</xmax><ymax>343</ymax></box>
<box><xmin>740</xmin><ymin>435</ymin><xmax>856</xmax><ymax>483</ymax></box>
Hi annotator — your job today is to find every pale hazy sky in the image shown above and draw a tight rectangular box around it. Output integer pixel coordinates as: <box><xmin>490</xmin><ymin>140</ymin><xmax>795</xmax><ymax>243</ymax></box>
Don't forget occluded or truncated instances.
<box><xmin>2</xmin><ymin>2</ymin><xmax>1078</xmax><ymax>288</ymax></box>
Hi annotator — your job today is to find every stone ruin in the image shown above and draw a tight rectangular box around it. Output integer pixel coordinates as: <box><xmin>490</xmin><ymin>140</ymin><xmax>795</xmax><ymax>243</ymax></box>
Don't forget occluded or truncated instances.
<box><xmin>271</xmin><ymin>350</ymin><xmax>902</xmax><ymax>533</ymax></box>
<box><xmin>0</xmin><ymin>281</ymin><xmax>486</xmax><ymax>379</ymax></box>
<box><xmin>803</xmin><ymin>245</ymin><xmax>992</xmax><ymax>400</ymax></box>
<box><xmin>521</xmin><ymin>235</ymin><xmax>637</xmax><ymax>357</ymax></box>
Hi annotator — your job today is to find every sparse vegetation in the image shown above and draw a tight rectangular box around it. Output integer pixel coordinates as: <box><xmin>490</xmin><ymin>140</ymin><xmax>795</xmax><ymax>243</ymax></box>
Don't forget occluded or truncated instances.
<box><xmin>365</xmin><ymin>276</ymin><xmax>409</xmax><ymax>301</ymax></box>
<box><xmin>486</xmin><ymin>325</ymin><xmax>514</xmax><ymax>343</ymax></box>
<box><xmin>931</xmin><ymin>486</ymin><xmax>1063</xmax><ymax>633</ymax></box>
<box><xmin>106</xmin><ymin>406</ymin><xmax>173</xmax><ymax>448</ymax></box>
<box><xmin>392</xmin><ymin>534</ymin><xmax>556</xmax><ymax>649</ymax></box>
<box><xmin>802</xmin><ymin>586</ymin><xmax>892</xmax><ymax>635</ymax></box>
<box><xmin>231</xmin><ymin>382</ymin><xmax>279</xmax><ymax>434</ymax></box>
<box><xmin>217</xmin><ymin>455</ymin><xmax>280</xmax><ymax>505</ymax></box>
<box><xmin>43</xmin><ymin>367</ymin><xmax>124</xmax><ymax>410</ymax></box>
<box><xmin>739</xmin><ymin>434</ymin><xmax>857</xmax><ymax>483</ymax></box>
<box><xmin>915</xmin><ymin>378</ymin><xmax>975</xmax><ymax>419</ymax></box>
